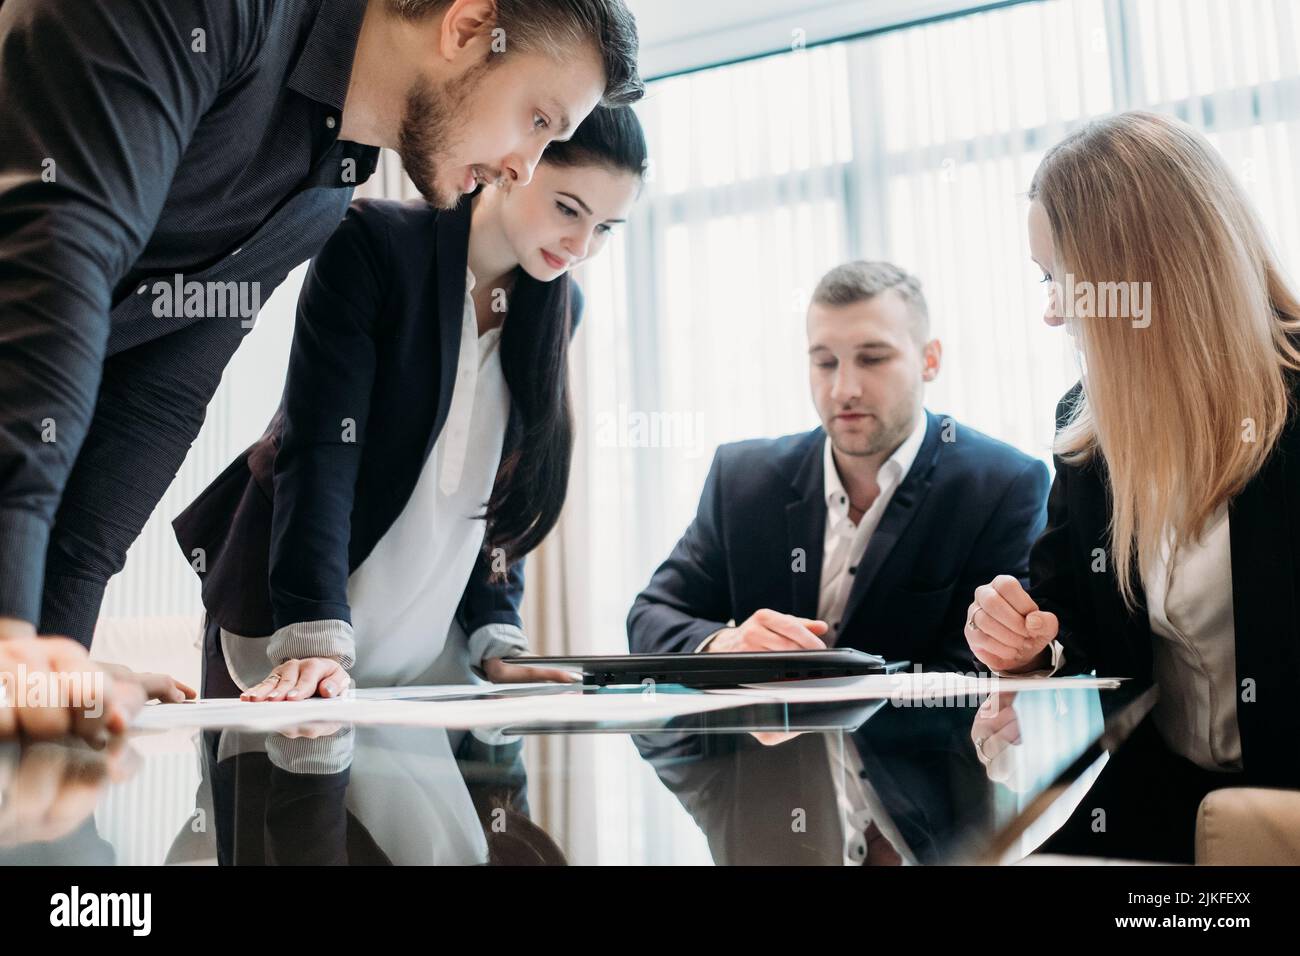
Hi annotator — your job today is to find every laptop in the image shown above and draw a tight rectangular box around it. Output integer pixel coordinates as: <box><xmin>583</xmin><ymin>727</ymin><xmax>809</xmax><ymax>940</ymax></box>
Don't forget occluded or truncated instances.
<box><xmin>509</xmin><ymin>648</ymin><xmax>909</xmax><ymax>688</ymax></box>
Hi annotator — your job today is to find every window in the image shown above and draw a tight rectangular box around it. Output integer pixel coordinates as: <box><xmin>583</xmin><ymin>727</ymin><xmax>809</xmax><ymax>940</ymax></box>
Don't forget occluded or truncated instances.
<box><xmin>573</xmin><ymin>0</ymin><xmax>1300</xmax><ymax>861</ymax></box>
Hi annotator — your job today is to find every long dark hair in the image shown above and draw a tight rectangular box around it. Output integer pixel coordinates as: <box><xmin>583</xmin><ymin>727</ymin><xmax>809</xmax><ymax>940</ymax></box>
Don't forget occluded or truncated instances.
<box><xmin>483</xmin><ymin>106</ymin><xmax>648</xmax><ymax>564</ymax></box>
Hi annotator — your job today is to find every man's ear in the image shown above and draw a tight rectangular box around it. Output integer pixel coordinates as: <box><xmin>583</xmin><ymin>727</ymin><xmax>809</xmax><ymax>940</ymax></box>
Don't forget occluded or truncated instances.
<box><xmin>438</xmin><ymin>0</ymin><xmax>498</xmax><ymax>62</ymax></box>
<box><xmin>921</xmin><ymin>338</ymin><xmax>942</xmax><ymax>382</ymax></box>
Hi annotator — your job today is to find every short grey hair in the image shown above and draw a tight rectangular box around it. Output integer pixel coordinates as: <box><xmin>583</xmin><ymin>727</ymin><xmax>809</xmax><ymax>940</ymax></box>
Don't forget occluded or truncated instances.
<box><xmin>811</xmin><ymin>260</ymin><xmax>930</xmax><ymax>342</ymax></box>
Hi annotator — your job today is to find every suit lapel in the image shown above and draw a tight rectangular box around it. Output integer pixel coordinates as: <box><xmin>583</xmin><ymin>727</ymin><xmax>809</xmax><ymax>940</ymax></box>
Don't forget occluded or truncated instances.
<box><xmin>423</xmin><ymin>196</ymin><xmax>474</xmax><ymax>463</ymax></box>
<box><xmin>786</xmin><ymin>432</ymin><xmax>827</xmax><ymax>620</ymax></box>
<box><xmin>837</xmin><ymin>413</ymin><xmax>942</xmax><ymax>633</ymax></box>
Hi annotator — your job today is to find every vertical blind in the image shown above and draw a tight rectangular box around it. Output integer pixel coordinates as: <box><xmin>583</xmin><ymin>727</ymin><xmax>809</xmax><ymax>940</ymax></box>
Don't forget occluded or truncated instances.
<box><xmin>581</xmin><ymin>0</ymin><xmax>1300</xmax><ymax>649</ymax></box>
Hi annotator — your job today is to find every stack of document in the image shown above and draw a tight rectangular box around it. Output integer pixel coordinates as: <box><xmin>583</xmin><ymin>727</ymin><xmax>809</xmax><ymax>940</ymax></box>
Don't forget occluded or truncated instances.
<box><xmin>130</xmin><ymin>673</ymin><xmax>1122</xmax><ymax>734</ymax></box>
<box><xmin>130</xmin><ymin>684</ymin><xmax>748</xmax><ymax>733</ymax></box>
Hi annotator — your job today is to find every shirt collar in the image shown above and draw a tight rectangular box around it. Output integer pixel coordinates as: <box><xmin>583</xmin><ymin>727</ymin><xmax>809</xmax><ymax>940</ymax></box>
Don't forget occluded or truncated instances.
<box><xmin>823</xmin><ymin>412</ymin><xmax>929</xmax><ymax>516</ymax></box>
<box><xmin>287</xmin><ymin>0</ymin><xmax>369</xmax><ymax>112</ymax></box>
<box><xmin>464</xmin><ymin>268</ymin><xmax>508</xmax><ymax>350</ymax></box>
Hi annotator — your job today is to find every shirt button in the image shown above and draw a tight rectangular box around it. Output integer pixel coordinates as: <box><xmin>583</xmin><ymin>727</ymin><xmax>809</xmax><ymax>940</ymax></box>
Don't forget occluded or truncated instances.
<box><xmin>325</xmin><ymin>116</ymin><xmax>337</xmax><ymax>129</ymax></box>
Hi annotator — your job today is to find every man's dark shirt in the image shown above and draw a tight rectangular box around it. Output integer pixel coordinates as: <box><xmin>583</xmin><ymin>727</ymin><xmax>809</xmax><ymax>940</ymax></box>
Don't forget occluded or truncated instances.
<box><xmin>0</xmin><ymin>0</ymin><xmax>379</xmax><ymax>631</ymax></box>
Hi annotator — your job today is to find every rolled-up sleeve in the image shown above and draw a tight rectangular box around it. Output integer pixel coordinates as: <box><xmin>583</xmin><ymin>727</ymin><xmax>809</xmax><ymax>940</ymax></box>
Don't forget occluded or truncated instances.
<box><xmin>467</xmin><ymin>622</ymin><xmax>530</xmax><ymax>668</ymax></box>
<box><xmin>266</xmin><ymin>618</ymin><xmax>357</xmax><ymax>670</ymax></box>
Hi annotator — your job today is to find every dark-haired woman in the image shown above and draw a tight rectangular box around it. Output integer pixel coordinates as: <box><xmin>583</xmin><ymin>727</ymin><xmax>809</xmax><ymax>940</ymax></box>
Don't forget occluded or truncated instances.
<box><xmin>175</xmin><ymin>107</ymin><xmax>647</xmax><ymax>700</ymax></box>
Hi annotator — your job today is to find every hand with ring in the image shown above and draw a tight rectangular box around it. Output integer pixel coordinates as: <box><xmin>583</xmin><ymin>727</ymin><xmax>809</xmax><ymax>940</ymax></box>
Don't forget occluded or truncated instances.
<box><xmin>964</xmin><ymin>575</ymin><xmax>1059</xmax><ymax>673</ymax></box>
<box><xmin>241</xmin><ymin>658</ymin><xmax>350</xmax><ymax>702</ymax></box>
<box><xmin>970</xmin><ymin>691</ymin><xmax>1022</xmax><ymax>782</ymax></box>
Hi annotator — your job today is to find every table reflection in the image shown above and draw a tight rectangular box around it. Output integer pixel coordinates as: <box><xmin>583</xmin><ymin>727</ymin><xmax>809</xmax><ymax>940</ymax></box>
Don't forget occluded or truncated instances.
<box><xmin>0</xmin><ymin>680</ymin><xmax>1150</xmax><ymax>866</ymax></box>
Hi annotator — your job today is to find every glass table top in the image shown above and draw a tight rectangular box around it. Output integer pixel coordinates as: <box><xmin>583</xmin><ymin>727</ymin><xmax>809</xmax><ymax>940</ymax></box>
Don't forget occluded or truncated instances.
<box><xmin>0</xmin><ymin>679</ymin><xmax>1154</xmax><ymax>866</ymax></box>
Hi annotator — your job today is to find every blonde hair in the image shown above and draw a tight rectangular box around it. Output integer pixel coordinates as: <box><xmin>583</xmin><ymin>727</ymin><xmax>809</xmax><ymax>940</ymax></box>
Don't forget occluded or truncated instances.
<box><xmin>1029</xmin><ymin>111</ymin><xmax>1300</xmax><ymax>608</ymax></box>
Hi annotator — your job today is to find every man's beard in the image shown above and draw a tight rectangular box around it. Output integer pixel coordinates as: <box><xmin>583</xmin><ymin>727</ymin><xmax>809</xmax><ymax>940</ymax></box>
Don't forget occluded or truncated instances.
<box><xmin>397</xmin><ymin>68</ymin><xmax>477</xmax><ymax>210</ymax></box>
<box><xmin>832</xmin><ymin>403</ymin><xmax>915</xmax><ymax>459</ymax></box>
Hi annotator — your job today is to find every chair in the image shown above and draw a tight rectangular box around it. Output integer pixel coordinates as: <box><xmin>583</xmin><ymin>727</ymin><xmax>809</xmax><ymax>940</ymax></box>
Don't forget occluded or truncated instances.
<box><xmin>1195</xmin><ymin>788</ymin><xmax>1300</xmax><ymax>865</ymax></box>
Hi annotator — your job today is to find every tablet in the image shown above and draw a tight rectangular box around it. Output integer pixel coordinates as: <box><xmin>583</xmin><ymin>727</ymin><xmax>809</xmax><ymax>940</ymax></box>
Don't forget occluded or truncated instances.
<box><xmin>509</xmin><ymin>648</ymin><xmax>909</xmax><ymax>688</ymax></box>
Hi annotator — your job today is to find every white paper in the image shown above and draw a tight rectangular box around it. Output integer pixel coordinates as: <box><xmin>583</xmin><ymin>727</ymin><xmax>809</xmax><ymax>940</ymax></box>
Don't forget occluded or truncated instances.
<box><xmin>130</xmin><ymin>687</ymin><xmax>747</xmax><ymax>733</ymax></box>
<box><xmin>130</xmin><ymin>673</ymin><xmax>1124</xmax><ymax>733</ymax></box>
<box><xmin>708</xmin><ymin>671</ymin><xmax>1124</xmax><ymax>704</ymax></box>
<box><xmin>347</xmin><ymin>683</ymin><xmax>564</xmax><ymax>701</ymax></box>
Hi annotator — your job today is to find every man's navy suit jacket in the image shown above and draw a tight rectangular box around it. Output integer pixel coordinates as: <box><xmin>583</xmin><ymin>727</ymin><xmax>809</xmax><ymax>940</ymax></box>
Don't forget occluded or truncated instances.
<box><xmin>627</xmin><ymin>413</ymin><xmax>1050</xmax><ymax>671</ymax></box>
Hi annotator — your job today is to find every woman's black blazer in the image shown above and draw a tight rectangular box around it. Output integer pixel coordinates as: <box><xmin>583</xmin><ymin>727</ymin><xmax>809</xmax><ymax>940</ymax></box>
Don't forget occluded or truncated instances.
<box><xmin>174</xmin><ymin>197</ymin><xmax>582</xmax><ymax>640</ymax></box>
<box><xmin>1029</xmin><ymin>376</ymin><xmax>1300</xmax><ymax>787</ymax></box>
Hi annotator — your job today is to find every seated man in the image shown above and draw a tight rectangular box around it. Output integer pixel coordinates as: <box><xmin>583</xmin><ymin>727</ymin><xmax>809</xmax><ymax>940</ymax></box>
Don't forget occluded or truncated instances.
<box><xmin>627</xmin><ymin>261</ymin><xmax>1050</xmax><ymax>671</ymax></box>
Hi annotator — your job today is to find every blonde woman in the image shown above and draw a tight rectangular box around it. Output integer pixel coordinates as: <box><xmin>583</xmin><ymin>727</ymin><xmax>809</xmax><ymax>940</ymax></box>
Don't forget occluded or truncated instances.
<box><xmin>964</xmin><ymin>111</ymin><xmax>1300</xmax><ymax>862</ymax></box>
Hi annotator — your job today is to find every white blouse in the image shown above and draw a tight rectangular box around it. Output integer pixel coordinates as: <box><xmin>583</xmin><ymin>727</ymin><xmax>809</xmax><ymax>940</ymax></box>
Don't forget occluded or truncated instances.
<box><xmin>1141</xmin><ymin>506</ymin><xmax>1243</xmax><ymax>771</ymax></box>
<box><xmin>817</xmin><ymin>416</ymin><xmax>927</xmax><ymax>642</ymax></box>
<box><xmin>222</xmin><ymin>267</ymin><xmax>525</xmax><ymax>689</ymax></box>
<box><xmin>1026</xmin><ymin>507</ymin><xmax>1243</xmax><ymax>773</ymax></box>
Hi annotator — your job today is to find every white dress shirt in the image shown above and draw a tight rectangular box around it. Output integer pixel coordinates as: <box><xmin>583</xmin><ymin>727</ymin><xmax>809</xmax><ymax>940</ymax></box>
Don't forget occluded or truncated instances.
<box><xmin>821</xmin><ymin>416</ymin><xmax>925</xmax><ymax>863</ymax></box>
<box><xmin>693</xmin><ymin>414</ymin><xmax>929</xmax><ymax>653</ymax></box>
<box><xmin>688</xmin><ymin>415</ymin><xmax>929</xmax><ymax>862</ymax></box>
<box><xmin>222</xmin><ymin>267</ymin><xmax>527</xmax><ymax>689</ymax></box>
<box><xmin>825</xmin><ymin>729</ymin><xmax>915</xmax><ymax>865</ymax></box>
<box><xmin>818</xmin><ymin>414</ymin><xmax>927</xmax><ymax>862</ymax></box>
<box><xmin>818</xmin><ymin>414</ymin><xmax>928</xmax><ymax>643</ymax></box>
